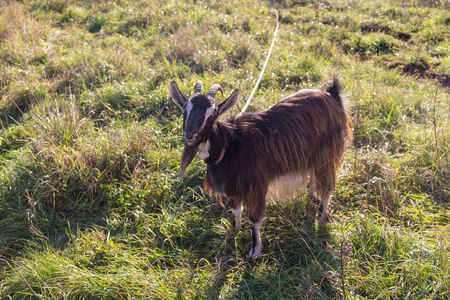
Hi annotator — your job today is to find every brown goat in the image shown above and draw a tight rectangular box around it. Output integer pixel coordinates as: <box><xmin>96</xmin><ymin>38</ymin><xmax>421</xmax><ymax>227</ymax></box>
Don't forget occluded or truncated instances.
<box><xmin>169</xmin><ymin>79</ymin><xmax>352</xmax><ymax>259</ymax></box>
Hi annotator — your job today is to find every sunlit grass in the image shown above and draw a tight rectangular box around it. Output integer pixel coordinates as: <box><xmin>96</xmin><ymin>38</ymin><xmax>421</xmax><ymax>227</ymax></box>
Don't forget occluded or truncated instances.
<box><xmin>1</xmin><ymin>0</ymin><xmax>449</xmax><ymax>298</ymax></box>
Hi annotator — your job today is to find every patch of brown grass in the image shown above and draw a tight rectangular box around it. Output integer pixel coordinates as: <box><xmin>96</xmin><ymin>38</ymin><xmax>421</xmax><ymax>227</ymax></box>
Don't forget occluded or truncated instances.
<box><xmin>0</xmin><ymin>1</ymin><xmax>50</xmax><ymax>65</ymax></box>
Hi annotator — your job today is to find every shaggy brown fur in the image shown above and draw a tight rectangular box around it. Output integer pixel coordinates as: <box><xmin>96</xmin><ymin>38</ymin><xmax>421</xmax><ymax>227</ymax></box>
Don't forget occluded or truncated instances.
<box><xmin>203</xmin><ymin>80</ymin><xmax>352</xmax><ymax>224</ymax></box>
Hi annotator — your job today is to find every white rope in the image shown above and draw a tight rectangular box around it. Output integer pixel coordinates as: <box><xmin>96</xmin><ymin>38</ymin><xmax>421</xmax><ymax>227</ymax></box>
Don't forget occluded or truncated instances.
<box><xmin>237</xmin><ymin>10</ymin><xmax>279</xmax><ymax>117</ymax></box>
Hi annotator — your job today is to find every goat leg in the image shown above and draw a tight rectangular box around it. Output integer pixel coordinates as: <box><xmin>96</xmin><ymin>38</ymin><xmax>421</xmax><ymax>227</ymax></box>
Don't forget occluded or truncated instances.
<box><xmin>231</xmin><ymin>200</ymin><xmax>243</xmax><ymax>231</ymax></box>
<box><xmin>248</xmin><ymin>218</ymin><xmax>263</xmax><ymax>260</ymax></box>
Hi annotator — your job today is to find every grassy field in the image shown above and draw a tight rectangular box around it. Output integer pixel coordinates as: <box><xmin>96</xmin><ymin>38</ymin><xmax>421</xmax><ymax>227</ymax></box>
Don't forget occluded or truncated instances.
<box><xmin>1</xmin><ymin>0</ymin><xmax>449</xmax><ymax>298</ymax></box>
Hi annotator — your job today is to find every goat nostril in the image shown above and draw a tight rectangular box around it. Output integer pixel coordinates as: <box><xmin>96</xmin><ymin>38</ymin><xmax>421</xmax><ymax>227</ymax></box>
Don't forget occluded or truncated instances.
<box><xmin>185</xmin><ymin>128</ymin><xmax>198</xmax><ymax>141</ymax></box>
<box><xmin>186</xmin><ymin>126</ymin><xmax>197</xmax><ymax>135</ymax></box>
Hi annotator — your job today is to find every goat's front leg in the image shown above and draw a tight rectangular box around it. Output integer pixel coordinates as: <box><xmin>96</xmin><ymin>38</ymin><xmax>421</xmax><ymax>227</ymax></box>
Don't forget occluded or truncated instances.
<box><xmin>231</xmin><ymin>201</ymin><xmax>243</xmax><ymax>231</ymax></box>
<box><xmin>247</xmin><ymin>191</ymin><xmax>266</xmax><ymax>260</ymax></box>
<box><xmin>248</xmin><ymin>217</ymin><xmax>263</xmax><ymax>260</ymax></box>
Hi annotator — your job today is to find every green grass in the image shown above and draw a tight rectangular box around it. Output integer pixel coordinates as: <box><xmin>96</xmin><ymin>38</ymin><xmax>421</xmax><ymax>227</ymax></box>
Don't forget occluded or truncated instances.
<box><xmin>1</xmin><ymin>0</ymin><xmax>449</xmax><ymax>298</ymax></box>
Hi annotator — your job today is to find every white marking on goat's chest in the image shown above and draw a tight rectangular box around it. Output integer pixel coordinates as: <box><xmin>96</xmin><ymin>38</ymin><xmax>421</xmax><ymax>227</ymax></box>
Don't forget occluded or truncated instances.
<box><xmin>198</xmin><ymin>139</ymin><xmax>210</xmax><ymax>160</ymax></box>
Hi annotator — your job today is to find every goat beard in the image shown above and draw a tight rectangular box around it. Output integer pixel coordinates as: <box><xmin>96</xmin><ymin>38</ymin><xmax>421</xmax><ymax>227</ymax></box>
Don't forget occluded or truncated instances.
<box><xmin>179</xmin><ymin>144</ymin><xmax>199</xmax><ymax>177</ymax></box>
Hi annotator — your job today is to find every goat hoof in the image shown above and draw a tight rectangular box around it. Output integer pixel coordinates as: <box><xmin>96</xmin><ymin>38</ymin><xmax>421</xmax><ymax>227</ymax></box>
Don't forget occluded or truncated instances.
<box><xmin>247</xmin><ymin>244</ymin><xmax>262</xmax><ymax>260</ymax></box>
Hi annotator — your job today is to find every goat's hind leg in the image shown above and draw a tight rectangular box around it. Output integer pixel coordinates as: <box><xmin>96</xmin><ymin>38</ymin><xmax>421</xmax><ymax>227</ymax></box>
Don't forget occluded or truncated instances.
<box><xmin>314</xmin><ymin>164</ymin><xmax>336</xmax><ymax>225</ymax></box>
<box><xmin>317</xmin><ymin>192</ymin><xmax>332</xmax><ymax>224</ymax></box>
<box><xmin>308</xmin><ymin>163</ymin><xmax>336</xmax><ymax>225</ymax></box>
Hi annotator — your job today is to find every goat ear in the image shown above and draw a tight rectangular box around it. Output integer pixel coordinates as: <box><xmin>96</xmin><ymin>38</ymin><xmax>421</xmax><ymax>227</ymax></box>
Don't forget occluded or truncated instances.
<box><xmin>217</xmin><ymin>89</ymin><xmax>239</xmax><ymax>116</ymax></box>
<box><xmin>169</xmin><ymin>81</ymin><xmax>187</xmax><ymax>110</ymax></box>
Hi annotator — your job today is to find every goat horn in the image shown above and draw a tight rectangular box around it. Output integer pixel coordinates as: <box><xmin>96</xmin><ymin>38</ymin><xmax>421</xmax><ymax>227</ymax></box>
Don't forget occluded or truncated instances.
<box><xmin>194</xmin><ymin>80</ymin><xmax>202</xmax><ymax>94</ymax></box>
<box><xmin>207</xmin><ymin>84</ymin><xmax>224</xmax><ymax>98</ymax></box>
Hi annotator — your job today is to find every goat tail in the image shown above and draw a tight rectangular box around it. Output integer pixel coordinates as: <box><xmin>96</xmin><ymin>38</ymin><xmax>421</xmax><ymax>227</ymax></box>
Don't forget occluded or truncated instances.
<box><xmin>326</xmin><ymin>78</ymin><xmax>344</xmax><ymax>108</ymax></box>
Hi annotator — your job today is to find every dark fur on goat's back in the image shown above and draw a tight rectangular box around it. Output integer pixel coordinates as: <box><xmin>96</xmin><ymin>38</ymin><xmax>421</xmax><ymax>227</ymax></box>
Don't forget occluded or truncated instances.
<box><xmin>204</xmin><ymin>80</ymin><xmax>352</xmax><ymax>221</ymax></box>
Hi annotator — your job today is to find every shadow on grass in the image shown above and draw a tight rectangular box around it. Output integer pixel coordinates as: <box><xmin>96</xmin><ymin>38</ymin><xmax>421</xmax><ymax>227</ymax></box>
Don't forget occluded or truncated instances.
<box><xmin>203</xmin><ymin>203</ymin><xmax>342</xmax><ymax>298</ymax></box>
